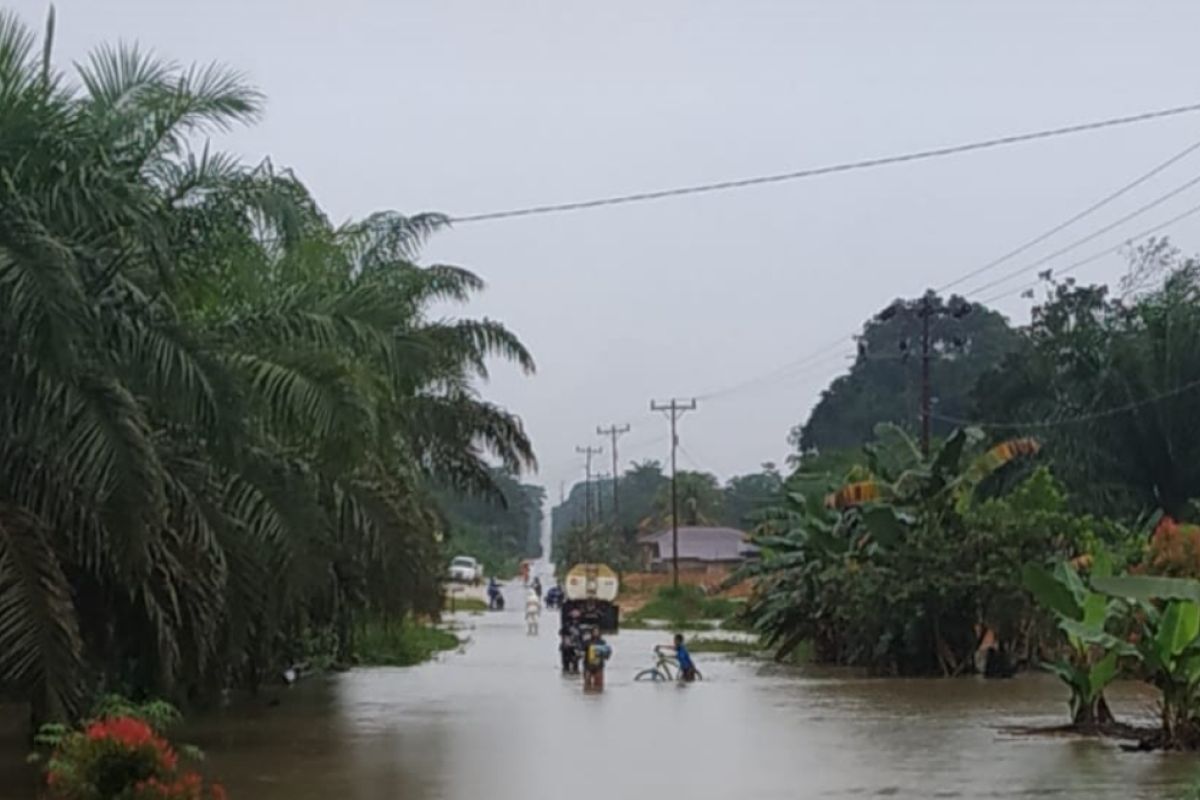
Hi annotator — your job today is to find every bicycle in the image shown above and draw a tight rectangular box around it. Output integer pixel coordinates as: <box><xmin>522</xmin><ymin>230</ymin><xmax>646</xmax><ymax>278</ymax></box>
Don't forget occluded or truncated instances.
<box><xmin>634</xmin><ymin>646</ymin><xmax>702</xmax><ymax>682</ymax></box>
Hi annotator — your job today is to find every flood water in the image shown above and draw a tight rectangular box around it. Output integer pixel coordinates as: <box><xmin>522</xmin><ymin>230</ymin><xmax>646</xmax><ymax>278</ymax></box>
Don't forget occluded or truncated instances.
<box><xmin>3</xmin><ymin>580</ymin><xmax>1197</xmax><ymax>799</ymax></box>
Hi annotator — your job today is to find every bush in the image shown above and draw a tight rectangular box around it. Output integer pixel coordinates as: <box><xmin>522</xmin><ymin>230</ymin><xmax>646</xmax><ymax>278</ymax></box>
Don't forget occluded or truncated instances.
<box><xmin>355</xmin><ymin>619</ymin><xmax>459</xmax><ymax>666</ymax></box>
<box><xmin>629</xmin><ymin>586</ymin><xmax>739</xmax><ymax>625</ymax></box>
<box><xmin>43</xmin><ymin>716</ymin><xmax>225</xmax><ymax>800</ymax></box>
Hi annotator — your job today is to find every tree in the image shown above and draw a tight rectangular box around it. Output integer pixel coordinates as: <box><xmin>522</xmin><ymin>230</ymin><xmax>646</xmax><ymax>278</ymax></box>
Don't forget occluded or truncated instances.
<box><xmin>722</xmin><ymin>464</ymin><xmax>783</xmax><ymax>528</ymax></box>
<box><xmin>438</xmin><ymin>470</ymin><xmax>545</xmax><ymax>575</ymax></box>
<box><xmin>644</xmin><ymin>471</ymin><xmax>725</xmax><ymax>531</ymax></box>
<box><xmin>0</xmin><ymin>10</ymin><xmax>535</xmax><ymax>721</ymax></box>
<box><xmin>973</xmin><ymin>245</ymin><xmax>1200</xmax><ymax>518</ymax></box>
<box><xmin>739</xmin><ymin>425</ymin><xmax>1105</xmax><ymax>675</ymax></box>
<box><xmin>792</xmin><ymin>293</ymin><xmax>1019</xmax><ymax>454</ymax></box>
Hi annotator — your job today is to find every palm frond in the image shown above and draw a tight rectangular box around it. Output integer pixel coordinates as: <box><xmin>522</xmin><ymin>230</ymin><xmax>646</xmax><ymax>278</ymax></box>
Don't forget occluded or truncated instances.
<box><xmin>0</xmin><ymin>503</ymin><xmax>86</xmax><ymax>721</ymax></box>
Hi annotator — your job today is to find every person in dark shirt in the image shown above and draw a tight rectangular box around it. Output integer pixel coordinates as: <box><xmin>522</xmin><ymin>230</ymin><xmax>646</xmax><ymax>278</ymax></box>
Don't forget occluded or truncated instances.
<box><xmin>670</xmin><ymin>633</ymin><xmax>697</xmax><ymax>682</ymax></box>
<box><xmin>559</xmin><ymin>616</ymin><xmax>582</xmax><ymax>673</ymax></box>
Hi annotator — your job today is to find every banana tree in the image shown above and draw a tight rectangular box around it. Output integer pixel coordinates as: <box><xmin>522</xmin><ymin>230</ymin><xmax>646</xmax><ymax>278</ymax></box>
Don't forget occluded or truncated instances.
<box><xmin>1023</xmin><ymin>552</ymin><xmax>1132</xmax><ymax>727</ymax></box>
<box><xmin>1092</xmin><ymin>575</ymin><xmax>1200</xmax><ymax>748</ymax></box>
<box><xmin>826</xmin><ymin>425</ymin><xmax>1042</xmax><ymax>674</ymax></box>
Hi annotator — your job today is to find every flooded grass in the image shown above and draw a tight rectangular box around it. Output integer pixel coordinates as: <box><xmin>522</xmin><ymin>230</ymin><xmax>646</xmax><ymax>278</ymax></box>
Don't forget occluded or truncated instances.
<box><xmin>355</xmin><ymin>619</ymin><xmax>460</xmax><ymax>666</ymax></box>
<box><xmin>624</xmin><ymin>586</ymin><xmax>742</xmax><ymax>631</ymax></box>
<box><xmin>444</xmin><ymin>597</ymin><xmax>488</xmax><ymax>612</ymax></box>
<box><xmin>685</xmin><ymin>636</ymin><xmax>763</xmax><ymax>657</ymax></box>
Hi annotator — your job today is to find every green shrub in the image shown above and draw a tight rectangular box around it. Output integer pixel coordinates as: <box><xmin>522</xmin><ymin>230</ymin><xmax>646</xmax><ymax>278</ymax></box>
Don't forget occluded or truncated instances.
<box><xmin>355</xmin><ymin>619</ymin><xmax>459</xmax><ymax>666</ymax></box>
<box><xmin>631</xmin><ymin>586</ymin><xmax>738</xmax><ymax>623</ymax></box>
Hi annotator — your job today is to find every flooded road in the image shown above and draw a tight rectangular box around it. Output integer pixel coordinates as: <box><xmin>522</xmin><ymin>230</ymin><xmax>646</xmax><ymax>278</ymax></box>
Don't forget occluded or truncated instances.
<box><xmin>182</xmin><ymin>595</ymin><xmax>1191</xmax><ymax>800</ymax></box>
<box><xmin>2</xmin><ymin>579</ymin><xmax>1195</xmax><ymax>798</ymax></box>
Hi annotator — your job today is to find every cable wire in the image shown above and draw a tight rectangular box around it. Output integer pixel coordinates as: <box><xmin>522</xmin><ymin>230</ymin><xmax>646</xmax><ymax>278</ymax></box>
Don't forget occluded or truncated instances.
<box><xmin>930</xmin><ymin>377</ymin><xmax>1200</xmax><ymax>429</ymax></box>
<box><xmin>937</xmin><ymin>136</ymin><xmax>1200</xmax><ymax>292</ymax></box>
<box><xmin>976</xmin><ymin>199</ymin><xmax>1200</xmax><ymax>305</ymax></box>
<box><xmin>962</xmin><ymin>171</ymin><xmax>1200</xmax><ymax>297</ymax></box>
<box><xmin>451</xmin><ymin>102</ymin><xmax>1200</xmax><ymax>223</ymax></box>
<box><xmin>694</xmin><ymin>153</ymin><xmax>1200</xmax><ymax>403</ymax></box>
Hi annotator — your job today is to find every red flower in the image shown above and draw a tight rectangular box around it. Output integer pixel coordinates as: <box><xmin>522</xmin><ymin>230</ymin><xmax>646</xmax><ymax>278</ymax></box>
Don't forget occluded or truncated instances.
<box><xmin>86</xmin><ymin>716</ymin><xmax>155</xmax><ymax>747</ymax></box>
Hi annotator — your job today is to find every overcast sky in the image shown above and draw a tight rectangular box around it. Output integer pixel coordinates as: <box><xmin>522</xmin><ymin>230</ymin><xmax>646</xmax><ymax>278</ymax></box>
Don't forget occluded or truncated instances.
<box><xmin>17</xmin><ymin>0</ymin><xmax>1200</xmax><ymax>495</ymax></box>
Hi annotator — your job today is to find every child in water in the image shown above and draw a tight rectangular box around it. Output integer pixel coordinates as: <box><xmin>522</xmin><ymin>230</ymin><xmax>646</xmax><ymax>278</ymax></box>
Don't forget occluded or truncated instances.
<box><xmin>670</xmin><ymin>633</ymin><xmax>698</xmax><ymax>682</ymax></box>
<box><xmin>582</xmin><ymin>627</ymin><xmax>612</xmax><ymax>692</ymax></box>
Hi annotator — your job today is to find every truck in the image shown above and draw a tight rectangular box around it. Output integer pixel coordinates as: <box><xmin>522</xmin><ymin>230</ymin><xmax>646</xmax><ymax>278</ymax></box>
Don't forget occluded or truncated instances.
<box><xmin>561</xmin><ymin>563</ymin><xmax>620</xmax><ymax>633</ymax></box>
<box><xmin>447</xmin><ymin>555</ymin><xmax>482</xmax><ymax>584</ymax></box>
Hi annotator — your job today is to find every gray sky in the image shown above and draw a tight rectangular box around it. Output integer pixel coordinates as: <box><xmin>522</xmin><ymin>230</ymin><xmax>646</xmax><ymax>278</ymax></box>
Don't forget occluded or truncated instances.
<box><xmin>19</xmin><ymin>0</ymin><xmax>1200</xmax><ymax>494</ymax></box>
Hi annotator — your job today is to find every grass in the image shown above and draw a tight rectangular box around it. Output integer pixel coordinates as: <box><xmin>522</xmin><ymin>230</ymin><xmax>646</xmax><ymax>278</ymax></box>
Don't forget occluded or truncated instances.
<box><xmin>355</xmin><ymin>618</ymin><xmax>460</xmax><ymax>667</ymax></box>
<box><xmin>443</xmin><ymin>596</ymin><xmax>488</xmax><ymax>613</ymax></box>
<box><xmin>626</xmin><ymin>585</ymin><xmax>742</xmax><ymax>630</ymax></box>
<box><xmin>685</xmin><ymin>637</ymin><xmax>763</xmax><ymax>657</ymax></box>
<box><xmin>622</xmin><ymin>617</ymin><xmax>714</xmax><ymax>631</ymax></box>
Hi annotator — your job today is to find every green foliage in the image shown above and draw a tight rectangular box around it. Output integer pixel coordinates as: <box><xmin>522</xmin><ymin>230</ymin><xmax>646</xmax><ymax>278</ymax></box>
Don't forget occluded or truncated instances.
<box><xmin>1022</xmin><ymin>559</ymin><xmax>1129</xmax><ymax>726</ymax></box>
<box><xmin>1088</xmin><ymin>575</ymin><xmax>1200</xmax><ymax>748</ymax></box>
<box><xmin>443</xmin><ymin>596</ymin><xmax>487</xmax><ymax>613</ymax></box>
<box><xmin>437</xmin><ymin>469</ymin><xmax>545</xmax><ymax>576</ymax></box>
<box><xmin>973</xmin><ymin>244</ymin><xmax>1200</xmax><ymax>518</ymax></box>
<box><xmin>88</xmin><ymin>696</ymin><xmax>182</xmax><ymax>734</ymax></box>
<box><xmin>353</xmin><ymin>618</ymin><xmax>459</xmax><ymax>667</ymax></box>
<box><xmin>629</xmin><ymin>586</ymin><xmax>739</xmax><ymax>625</ymax></box>
<box><xmin>792</xmin><ymin>292</ymin><xmax>1020</xmax><ymax>453</ymax></box>
<box><xmin>684</xmin><ymin>637</ymin><xmax>762</xmax><ymax>656</ymax></box>
<box><xmin>741</xmin><ymin>427</ymin><xmax>1103</xmax><ymax>675</ymax></box>
<box><xmin>0</xmin><ymin>10</ymin><xmax>535</xmax><ymax>721</ymax></box>
<box><xmin>551</xmin><ymin>460</ymin><xmax>782</xmax><ymax>571</ymax></box>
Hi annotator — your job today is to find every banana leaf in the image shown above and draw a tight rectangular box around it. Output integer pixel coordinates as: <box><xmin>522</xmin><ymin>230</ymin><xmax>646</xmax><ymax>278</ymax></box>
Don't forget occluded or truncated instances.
<box><xmin>1155</xmin><ymin>600</ymin><xmax>1200</xmax><ymax>662</ymax></box>
<box><xmin>1092</xmin><ymin>575</ymin><xmax>1200</xmax><ymax>605</ymax></box>
<box><xmin>1023</xmin><ymin>563</ymin><xmax>1081</xmax><ymax>620</ymax></box>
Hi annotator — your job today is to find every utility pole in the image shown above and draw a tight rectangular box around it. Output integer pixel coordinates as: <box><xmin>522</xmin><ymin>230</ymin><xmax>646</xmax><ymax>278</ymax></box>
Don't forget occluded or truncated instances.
<box><xmin>920</xmin><ymin>294</ymin><xmax>933</xmax><ymax>458</ymax></box>
<box><xmin>575</xmin><ymin>445</ymin><xmax>602</xmax><ymax>527</ymax></box>
<box><xmin>650</xmin><ymin>398</ymin><xmax>697</xmax><ymax>589</ymax></box>
<box><xmin>873</xmin><ymin>293</ymin><xmax>971</xmax><ymax>458</ymax></box>
<box><xmin>597</xmin><ymin>424</ymin><xmax>630</xmax><ymax>524</ymax></box>
<box><xmin>593</xmin><ymin>472</ymin><xmax>611</xmax><ymax>519</ymax></box>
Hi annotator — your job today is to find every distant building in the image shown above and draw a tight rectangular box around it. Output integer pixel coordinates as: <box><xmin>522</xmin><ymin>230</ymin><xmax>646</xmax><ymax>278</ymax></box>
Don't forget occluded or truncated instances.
<box><xmin>637</xmin><ymin>526</ymin><xmax>758</xmax><ymax>573</ymax></box>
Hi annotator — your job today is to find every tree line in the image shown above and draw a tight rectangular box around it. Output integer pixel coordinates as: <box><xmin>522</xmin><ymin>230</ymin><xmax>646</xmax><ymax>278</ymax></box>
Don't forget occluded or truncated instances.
<box><xmin>0</xmin><ymin>12</ymin><xmax>535</xmax><ymax>723</ymax></box>
<box><xmin>550</xmin><ymin>460</ymin><xmax>783</xmax><ymax>572</ymax></box>
<box><xmin>742</xmin><ymin>239</ymin><xmax>1200</xmax><ymax>747</ymax></box>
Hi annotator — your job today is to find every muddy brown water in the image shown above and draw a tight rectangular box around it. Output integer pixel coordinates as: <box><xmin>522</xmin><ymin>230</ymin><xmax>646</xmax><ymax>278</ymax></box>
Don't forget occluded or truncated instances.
<box><xmin>2</xmin><ymin>596</ymin><xmax>1196</xmax><ymax>799</ymax></box>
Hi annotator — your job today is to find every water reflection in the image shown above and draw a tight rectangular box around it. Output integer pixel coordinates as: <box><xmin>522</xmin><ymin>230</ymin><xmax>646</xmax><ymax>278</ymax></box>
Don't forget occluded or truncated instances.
<box><xmin>2</xmin><ymin>610</ymin><xmax>1196</xmax><ymax>799</ymax></box>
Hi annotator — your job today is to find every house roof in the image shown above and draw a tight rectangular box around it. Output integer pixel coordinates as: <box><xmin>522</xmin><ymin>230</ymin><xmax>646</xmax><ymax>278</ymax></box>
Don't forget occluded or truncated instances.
<box><xmin>640</xmin><ymin>526</ymin><xmax>757</xmax><ymax>562</ymax></box>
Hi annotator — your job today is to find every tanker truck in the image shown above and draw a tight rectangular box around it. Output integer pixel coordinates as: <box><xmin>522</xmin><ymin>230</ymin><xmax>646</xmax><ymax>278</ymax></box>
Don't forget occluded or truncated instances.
<box><xmin>561</xmin><ymin>563</ymin><xmax>620</xmax><ymax>633</ymax></box>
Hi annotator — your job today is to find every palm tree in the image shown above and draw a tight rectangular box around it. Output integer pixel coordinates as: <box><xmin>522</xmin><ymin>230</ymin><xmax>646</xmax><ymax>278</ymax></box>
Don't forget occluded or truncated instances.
<box><xmin>0</xmin><ymin>10</ymin><xmax>535</xmax><ymax>721</ymax></box>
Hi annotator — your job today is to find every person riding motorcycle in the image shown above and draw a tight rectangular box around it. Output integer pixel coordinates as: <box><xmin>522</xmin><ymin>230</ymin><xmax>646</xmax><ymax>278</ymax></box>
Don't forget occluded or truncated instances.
<box><xmin>487</xmin><ymin>577</ymin><xmax>504</xmax><ymax>610</ymax></box>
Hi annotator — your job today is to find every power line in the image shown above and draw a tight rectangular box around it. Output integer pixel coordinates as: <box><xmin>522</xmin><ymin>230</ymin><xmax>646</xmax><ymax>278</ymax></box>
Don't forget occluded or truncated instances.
<box><xmin>962</xmin><ymin>171</ymin><xmax>1200</xmax><ymax>298</ymax></box>
<box><xmin>931</xmin><ymin>377</ymin><xmax>1200</xmax><ymax>430</ymax></box>
<box><xmin>451</xmin><ymin>102</ymin><xmax>1200</xmax><ymax>224</ymax></box>
<box><xmin>690</xmin><ymin>143</ymin><xmax>1200</xmax><ymax>404</ymax></box>
<box><xmin>937</xmin><ymin>136</ymin><xmax>1200</xmax><ymax>293</ymax></box>
<box><xmin>977</xmin><ymin>199</ymin><xmax>1200</xmax><ymax>305</ymax></box>
<box><xmin>696</xmin><ymin>338</ymin><xmax>851</xmax><ymax>401</ymax></box>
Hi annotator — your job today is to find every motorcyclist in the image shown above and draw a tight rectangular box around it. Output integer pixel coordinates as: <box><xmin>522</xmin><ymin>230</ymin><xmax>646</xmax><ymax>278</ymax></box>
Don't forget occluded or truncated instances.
<box><xmin>545</xmin><ymin>583</ymin><xmax>564</xmax><ymax>610</ymax></box>
<box><xmin>487</xmin><ymin>577</ymin><xmax>503</xmax><ymax>610</ymax></box>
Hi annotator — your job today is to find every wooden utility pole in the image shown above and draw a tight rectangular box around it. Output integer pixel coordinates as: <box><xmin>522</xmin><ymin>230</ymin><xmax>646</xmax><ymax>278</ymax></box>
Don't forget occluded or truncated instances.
<box><xmin>920</xmin><ymin>294</ymin><xmax>933</xmax><ymax>457</ymax></box>
<box><xmin>874</xmin><ymin>293</ymin><xmax>970</xmax><ymax>458</ymax></box>
<box><xmin>594</xmin><ymin>472</ymin><xmax>611</xmax><ymax>519</ymax></box>
<box><xmin>597</xmin><ymin>424</ymin><xmax>630</xmax><ymax>524</ymax></box>
<box><xmin>650</xmin><ymin>398</ymin><xmax>697</xmax><ymax>589</ymax></box>
<box><xmin>575</xmin><ymin>445</ymin><xmax>602</xmax><ymax>526</ymax></box>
